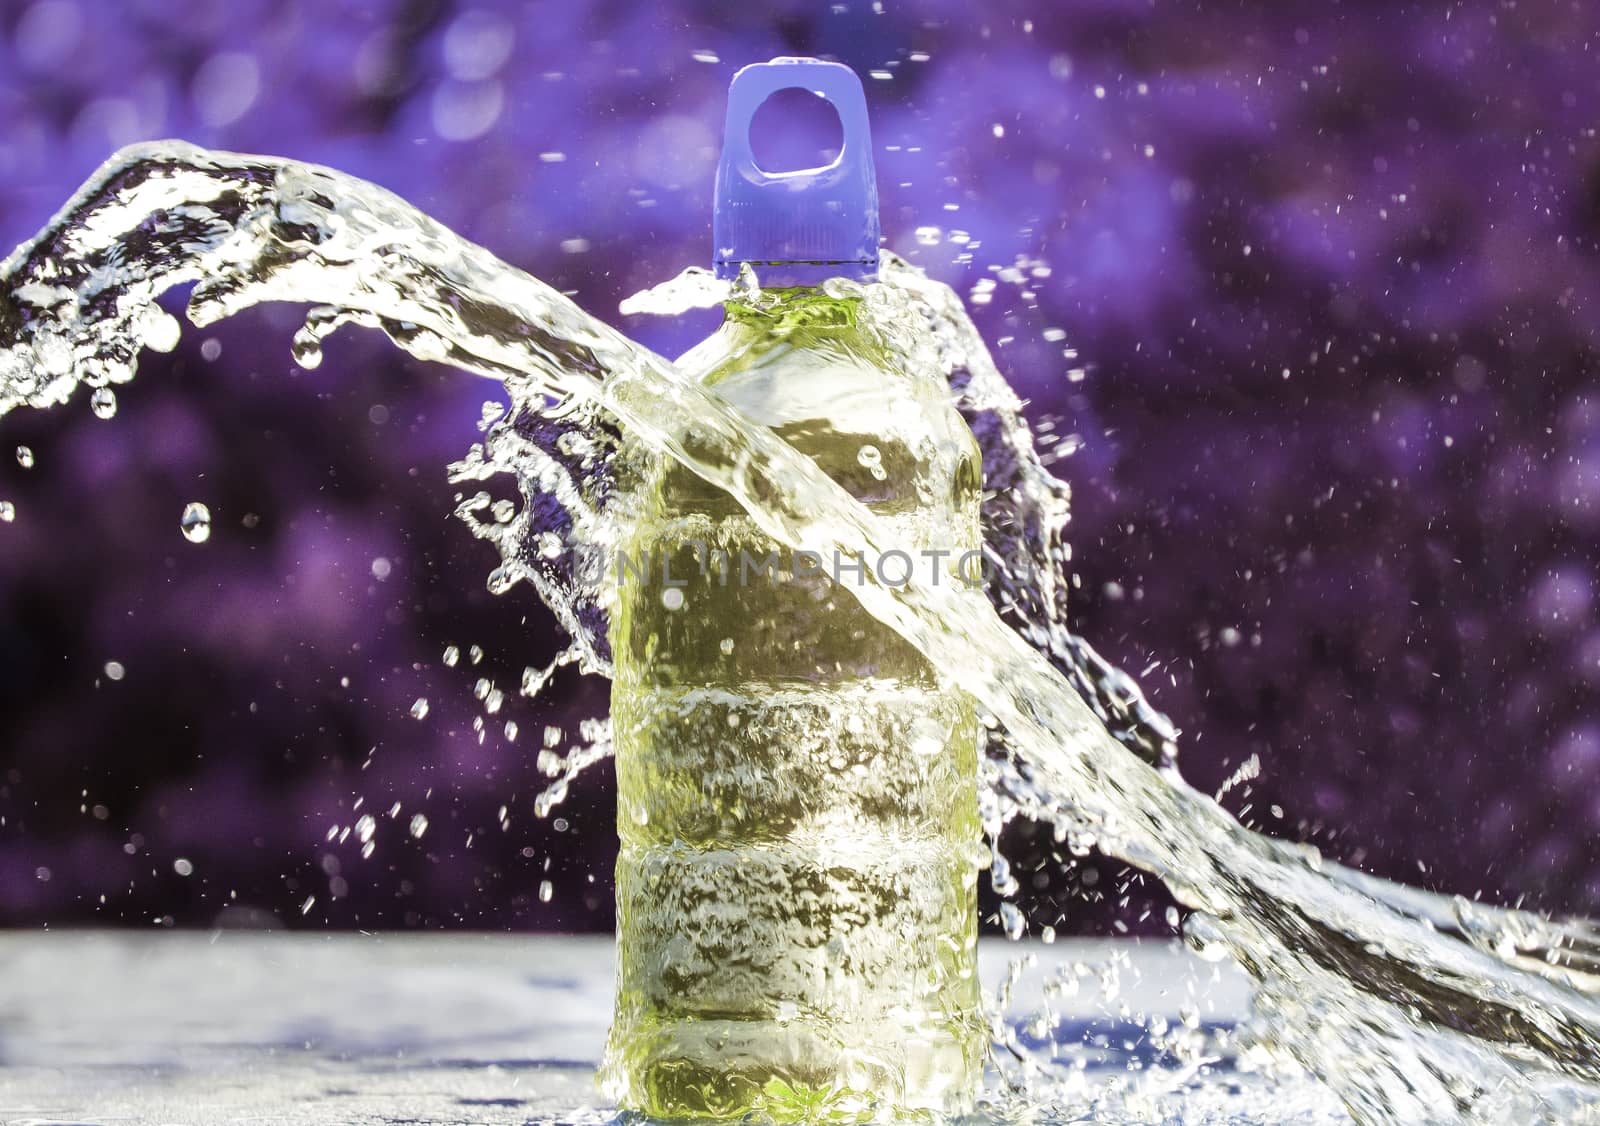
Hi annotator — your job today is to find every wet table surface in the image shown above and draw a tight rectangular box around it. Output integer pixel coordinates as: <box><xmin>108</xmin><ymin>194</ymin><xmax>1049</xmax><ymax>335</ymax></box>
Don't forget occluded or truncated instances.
<box><xmin>0</xmin><ymin>932</ymin><xmax>1346</xmax><ymax>1125</ymax></box>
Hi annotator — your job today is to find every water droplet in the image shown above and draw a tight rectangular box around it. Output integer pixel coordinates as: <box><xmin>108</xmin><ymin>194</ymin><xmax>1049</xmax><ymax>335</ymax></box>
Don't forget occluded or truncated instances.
<box><xmin>914</xmin><ymin>225</ymin><xmax>942</xmax><ymax>246</ymax></box>
<box><xmin>141</xmin><ymin>307</ymin><xmax>182</xmax><ymax>353</ymax></box>
<box><xmin>538</xmin><ymin>879</ymin><xmax>554</xmax><ymax>902</ymax></box>
<box><xmin>290</xmin><ymin>333</ymin><xmax>323</xmax><ymax>370</ymax></box>
<box><xmin>180</xmin><ymin>502</ymin><xmax>212</xmax><ymax>543</ymax></box>
<box><xmin>661</xmin><ymin>587</ymin><xmax>685</xmax><ymax>611</ymax></box>
<box><xmin>15</xmin><ymin>446</ymin><xmax>34</xmax><ymax>469</ymax></box>
<box><xmin>0</xmin><ymin>501</ymin><xmax>13</xmax><ymax>523</ymax></box>
<box><xmin>173</xmin><ymin>858</ymin><xmax>194</xmax><ymax>877</ymax></box>
<box><xmin>410</xmin><ymin>697</ymin><xmax>430</xmax><ymax>720</ymax></box>
<box><xmin>408</xmin><ymin>813</ymin><xmax>429</xmax><ymax>838</ymax></box>
<box><xmin>999</xmin><ymin>901</ymin><xmax>1027</xmax><ymax>940</ymax></box>
<box><xmin>486</xmin><ymin>565</ymin><xmax>515</xmax><ymax>595</ymax></box>
<box><xmin>90</xmin><ymin>387</ymin><xmax>117</xmax><ymax>419</ymax></box>
<box><xmin>355</xmin><ymin>814</ymin><xmax>376</xmax><ymax>843</ymax></box>
<box><xmin>1183</xmin><ymin>912</ymin><xmax>1233</xmax><ymax>962</ymax></box>
<box><xmin>990</xmin><ymin>851</ymin><xmax>1020</xmax><ymax>896</ymax></box>
<box><xmin>504</xmin><ymin>720</ymin><xmax>519</xmax><ymax>742</ymax></box>
<box><xmin>442</xmin><ymin>645</ymin><xmax>460</xmax><ymax>667</ymax></box>
<box><xmin>104</xmin><ymin>661</ymin><xmax>126</xmax><ymax>681</ymax></box>
<box><xmin>521</xmin><ymin>666</ymin><xmax>549</xmax><ymax>697</ymax></box>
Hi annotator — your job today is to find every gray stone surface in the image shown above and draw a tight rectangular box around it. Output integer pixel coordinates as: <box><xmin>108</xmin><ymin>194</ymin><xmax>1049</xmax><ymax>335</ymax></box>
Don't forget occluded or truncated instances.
<box><xmin>0</xmin><ymin>932</ymin><xmax>1338</xmax><ymax>1125</ymax></box>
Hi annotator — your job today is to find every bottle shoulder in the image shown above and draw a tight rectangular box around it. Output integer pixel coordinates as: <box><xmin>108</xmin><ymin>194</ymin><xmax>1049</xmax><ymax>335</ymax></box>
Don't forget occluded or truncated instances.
<box><xmin>680</xmin><ymin>308</ymin><xmax>971</xmax><ymax>446</ymax></box>
<box><xmin>616</xmin><ymin>295</ymin><xmax>982</xmax><ymax>527</ymax></box>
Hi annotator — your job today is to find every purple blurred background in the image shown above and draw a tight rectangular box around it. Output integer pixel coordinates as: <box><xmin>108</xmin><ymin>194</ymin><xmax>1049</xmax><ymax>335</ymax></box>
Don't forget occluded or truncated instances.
<box><xmin>1</xmin><ymin>0</ymin><xmax>1597</xmax><ymax>934</ymax></box>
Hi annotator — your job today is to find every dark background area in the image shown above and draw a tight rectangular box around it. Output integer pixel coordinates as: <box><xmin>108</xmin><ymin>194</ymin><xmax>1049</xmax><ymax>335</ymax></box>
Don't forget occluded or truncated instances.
<box><xmin>2</xmin><ymin>0</ymin><xmax>1598</xmax><ymax>933</ymax></box>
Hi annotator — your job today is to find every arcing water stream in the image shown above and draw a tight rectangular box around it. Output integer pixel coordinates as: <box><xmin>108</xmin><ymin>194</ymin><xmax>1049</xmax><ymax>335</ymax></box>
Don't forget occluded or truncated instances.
<box><xmin>3</xmin><ymin>143</ymin><xmax>1600</xmax><ymax>1124</ymax></box>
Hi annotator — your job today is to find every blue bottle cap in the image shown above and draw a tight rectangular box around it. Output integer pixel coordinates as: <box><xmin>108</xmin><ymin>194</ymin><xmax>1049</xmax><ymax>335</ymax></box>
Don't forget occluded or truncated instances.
<box><xmin>713</xmin><ymin>57</ymin><xmax>880</xmax><ymax>285</ymax></box>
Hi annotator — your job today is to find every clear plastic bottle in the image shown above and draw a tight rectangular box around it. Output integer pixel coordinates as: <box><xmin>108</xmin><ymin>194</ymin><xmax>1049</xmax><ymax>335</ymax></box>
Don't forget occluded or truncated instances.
<box><xmin>602</xmin><ymin>59</ymin><xmax>986</xmax><ymax>1121</ymax></box>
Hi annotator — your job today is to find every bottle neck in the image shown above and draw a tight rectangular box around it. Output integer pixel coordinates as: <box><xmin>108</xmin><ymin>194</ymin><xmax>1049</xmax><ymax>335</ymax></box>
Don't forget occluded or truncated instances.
<box><xmin>723</xmin><ymin>286</ymin><xmax>862</xmax><ymax>332</ymax></box>
<box><xmin>717</xmin><ymin>288</ymin><xmax>896</xmax><ymax>375</ymax></box>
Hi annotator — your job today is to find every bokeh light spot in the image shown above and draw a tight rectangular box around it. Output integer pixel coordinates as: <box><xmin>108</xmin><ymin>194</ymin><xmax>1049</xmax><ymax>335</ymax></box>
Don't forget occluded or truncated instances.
<box><xmin>443</xmin><ymin>9</ymin><xmax>514</xmax><ymax>82</ymax></box>
<box><xmin>192</xmin><ymin>52</ymin><xmax>261</xmax><ymax>129</ymax></box>
<box><xmin>632</xmin><ymin>114</ymin><xmax>715</xmax><ymax>191</ymax></box>
<box><xmin>15</xmin><ymin>1</ymin><xmax>83</xmax><ymax>70</ymax></box>
<box><xmin>431</xmin><ymin>80</ymin><xmax>503</xmax><ymax>142</ymax></box>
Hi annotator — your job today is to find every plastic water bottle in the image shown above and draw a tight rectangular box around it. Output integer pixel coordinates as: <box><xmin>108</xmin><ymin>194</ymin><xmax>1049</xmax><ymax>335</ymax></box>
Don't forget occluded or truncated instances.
<box><xmin>603</xmin><ymin>58</ymin><xmax>986</xmax><ymax>1120</ymax></box>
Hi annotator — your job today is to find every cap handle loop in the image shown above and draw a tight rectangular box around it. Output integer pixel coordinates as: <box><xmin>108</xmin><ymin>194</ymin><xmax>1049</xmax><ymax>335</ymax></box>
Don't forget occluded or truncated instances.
<box><xmin>713</xmin><ymin>57</ymin><xmax>880</xmax><ymax>283</ymax></box>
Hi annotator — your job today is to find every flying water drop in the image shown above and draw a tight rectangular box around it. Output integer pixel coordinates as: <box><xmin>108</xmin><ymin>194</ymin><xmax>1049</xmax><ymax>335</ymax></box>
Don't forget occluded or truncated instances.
<box><xmin>180</xmin><ymin>502</ymin><xmax>211</xmax><ymax>543</ymax></box>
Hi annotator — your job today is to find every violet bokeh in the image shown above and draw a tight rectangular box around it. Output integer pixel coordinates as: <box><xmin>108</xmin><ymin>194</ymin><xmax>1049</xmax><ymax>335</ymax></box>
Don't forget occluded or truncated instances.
<box><xmin>1</xmin><ymin>0</ymin><xmax>1598</xmax><ymax>933</ymax></box>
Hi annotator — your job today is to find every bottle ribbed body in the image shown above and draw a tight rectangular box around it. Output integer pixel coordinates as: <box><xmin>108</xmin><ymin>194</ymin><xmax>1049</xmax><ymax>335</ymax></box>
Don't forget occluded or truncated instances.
<box><xmin>603</xmin><ymin>292</ymin><xmax>985</xmax><ymax>1120</ymax></box>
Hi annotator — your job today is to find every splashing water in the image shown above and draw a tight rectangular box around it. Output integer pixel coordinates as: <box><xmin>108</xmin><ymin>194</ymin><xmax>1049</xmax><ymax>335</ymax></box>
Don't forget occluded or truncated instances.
<box><xmin>4</xmin><ymin>142</ymin><xmax>1600</xmax><ymax>1124</ymax></box>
